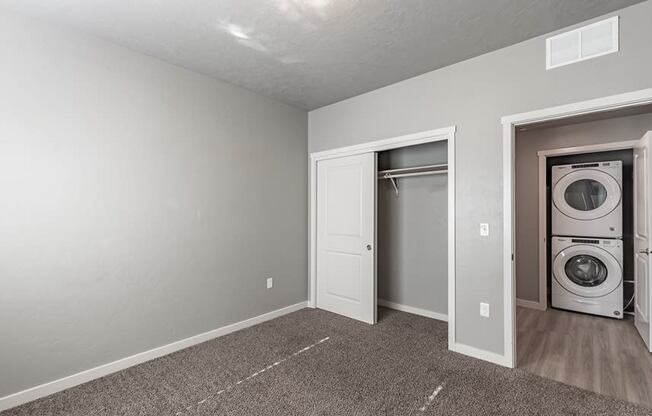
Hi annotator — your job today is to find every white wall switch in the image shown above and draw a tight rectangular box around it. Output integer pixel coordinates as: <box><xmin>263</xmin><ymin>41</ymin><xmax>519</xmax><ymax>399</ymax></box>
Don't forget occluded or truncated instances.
<box><xmin>480</xmin><ymin>302</ymin><xmax>490</xmax><ymax>317</ymax></box>
<box><xmin>266</xmin><ymin>278</ymin><xmax>273</xmax><ymax>289</ymax></box>
<box><xmin>480</xmin><ymin>223</ymin><xmax>489</xmax><ymax>236</ymax></box>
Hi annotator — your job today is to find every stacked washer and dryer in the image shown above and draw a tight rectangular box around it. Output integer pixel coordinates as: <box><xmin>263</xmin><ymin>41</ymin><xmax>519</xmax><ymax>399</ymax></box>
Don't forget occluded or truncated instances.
<box><xmin>551</xmin><ymin>160</ymin><xmax>624</xmax><ymax>319</ymax></box>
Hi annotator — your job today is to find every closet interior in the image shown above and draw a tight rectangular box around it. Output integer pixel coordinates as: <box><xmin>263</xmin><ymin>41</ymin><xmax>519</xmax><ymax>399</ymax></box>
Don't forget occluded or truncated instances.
<box><xmin>376</xmin><ymin>140</ymin><xmax>448</xmax><ymax>320</ymax></box>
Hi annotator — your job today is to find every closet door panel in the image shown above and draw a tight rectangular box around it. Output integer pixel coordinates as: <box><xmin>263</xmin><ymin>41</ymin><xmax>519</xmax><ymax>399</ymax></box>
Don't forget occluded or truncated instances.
<box><xmin>316</xmin><ymin>153</ymin><xmax>375</xmax><ymax>324</ymax></box>
<box><xmin>634</xmin><ymin>132</ymin><xmax>652</xmax><ymax>351</ymax></box>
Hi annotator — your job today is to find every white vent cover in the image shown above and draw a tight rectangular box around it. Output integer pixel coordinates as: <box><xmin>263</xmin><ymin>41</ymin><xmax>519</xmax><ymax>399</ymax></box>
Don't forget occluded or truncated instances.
<box><xmin>546</xmin><ymin>16</ymin><xmax>619</xmax><ymax>70</ymax></box>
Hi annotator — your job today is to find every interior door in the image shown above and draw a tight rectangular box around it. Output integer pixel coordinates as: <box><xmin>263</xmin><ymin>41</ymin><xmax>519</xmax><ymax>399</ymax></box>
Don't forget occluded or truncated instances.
<box><xmin>633</xmin><ymin>131</ymin><xmax>652</xmax><ymax>351</ymax></box>
<box><xmin>316</xmin><ymin>152</ymin><xmax>376</xmax><ymax>324</ymax></box>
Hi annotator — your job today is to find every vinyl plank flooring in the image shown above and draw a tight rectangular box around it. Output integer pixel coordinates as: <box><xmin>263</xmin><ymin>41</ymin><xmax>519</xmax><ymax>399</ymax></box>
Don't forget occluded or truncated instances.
<box><xmin>517</xmin><ymin>306</ymin><xmax>652</xmax><ymax>408</ymax></box>
<box><xmin>567</xmin><ymin>329</ymin><xmax>592</xmax><ymax>391</ymax></box>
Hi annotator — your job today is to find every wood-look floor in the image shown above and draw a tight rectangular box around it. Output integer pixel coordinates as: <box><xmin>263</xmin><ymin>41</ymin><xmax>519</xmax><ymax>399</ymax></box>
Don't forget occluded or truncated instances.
<box><xmin>517</xmin><ymin>306</ymin><xmax>652</xmax><ymax>409</ymax></box>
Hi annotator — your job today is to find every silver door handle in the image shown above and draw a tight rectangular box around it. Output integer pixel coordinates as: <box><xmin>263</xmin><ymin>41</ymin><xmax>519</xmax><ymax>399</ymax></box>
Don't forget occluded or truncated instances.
<box><xmin>640</xmin><ymin>249</ymin><xmax>650</xmax><ymax>254</ymax></box>
<box><xmin>366</xmin><ymin>244</ymin><xmax>372</xmax><ymax>251</ymax></box>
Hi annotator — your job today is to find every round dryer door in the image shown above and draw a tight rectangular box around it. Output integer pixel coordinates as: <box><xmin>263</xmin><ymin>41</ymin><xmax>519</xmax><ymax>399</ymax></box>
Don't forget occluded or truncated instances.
<box><xmin>553</xmin><ymin>244</ymin><xmax>622</xmax><ymax>298</ymax></box>
<box><xmin>552</xmin><ymin>169</ymin><xmax>621</xmax><ymax>221</ymax></box>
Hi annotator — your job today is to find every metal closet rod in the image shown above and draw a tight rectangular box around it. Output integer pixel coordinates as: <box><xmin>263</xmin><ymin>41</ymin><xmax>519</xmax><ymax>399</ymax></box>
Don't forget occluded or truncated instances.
<box><xmin>378</xmin><ymin>163</ymin><xmax>448</xmax><ymax>196</ymax></box>
<box><xmin>378</xmin><ymin>163</ymin><xmax>448</xmax><ymax>179</ymax></box>
<box><xmin>380</xmin><ymin>170</ymin><xmax>448</xmax><ymax>179</ymax></box>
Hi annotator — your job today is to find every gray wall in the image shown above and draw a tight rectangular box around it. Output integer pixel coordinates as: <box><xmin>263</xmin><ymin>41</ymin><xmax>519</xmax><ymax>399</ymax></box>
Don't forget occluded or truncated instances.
<box><xmin>378</xmin><ymin>141</ymin><xmax>447</xmax><ymax>315</ymax></box>
<box><xmin>0</xmin><ymin>10</ymin><xmax>307</xmax><ymax>398</ymax></box>
<box><xmin>309</xmin><ymin>1</ymin><xmax>652</xmax><ymax>355</ymax></box>
<box><xmin>515</xmin><ymin>112</ymin><xmax>652</xmax><ymax>302</ymax></box>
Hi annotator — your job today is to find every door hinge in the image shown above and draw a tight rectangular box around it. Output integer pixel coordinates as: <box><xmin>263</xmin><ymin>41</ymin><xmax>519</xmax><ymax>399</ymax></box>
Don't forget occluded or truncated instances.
<box><xmin>511</xmin><ymin>254</ymin><xmax>514</xmax><ymax>261</ymax></box>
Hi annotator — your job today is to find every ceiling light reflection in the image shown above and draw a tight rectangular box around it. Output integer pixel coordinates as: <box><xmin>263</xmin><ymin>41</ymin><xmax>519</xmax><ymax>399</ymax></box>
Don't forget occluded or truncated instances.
<box><xmin>225</xmin><ymin>23</ymin><xmax>250</xmax><ymax>40</ymax></box>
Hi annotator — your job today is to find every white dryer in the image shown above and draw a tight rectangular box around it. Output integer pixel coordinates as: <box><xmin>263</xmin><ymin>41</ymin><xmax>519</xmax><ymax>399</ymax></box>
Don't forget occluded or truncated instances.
<box><xmin>551</xmin><ymin>161</ymin><xmax>622</xmax><ymax>238</ymax></box>
<box><xmin>552</xmin><ymin>236</ymin><xmax>623</xmax><ymax>319</ymax></box>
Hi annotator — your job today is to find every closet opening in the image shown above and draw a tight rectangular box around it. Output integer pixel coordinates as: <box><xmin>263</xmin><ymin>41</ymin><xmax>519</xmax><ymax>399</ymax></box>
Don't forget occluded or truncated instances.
<box><xmin>309</xmin><ymin>127</ymin><xmax>456</xmax><ymax>348</ymax></box>
<box><xmin>376</xmin><ymin>141</ymin><xmax>449</xmax><ymax>322</ymax></box>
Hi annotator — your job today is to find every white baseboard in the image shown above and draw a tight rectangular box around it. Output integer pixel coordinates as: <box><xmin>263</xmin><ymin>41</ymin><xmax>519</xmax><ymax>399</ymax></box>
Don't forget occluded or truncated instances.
<box><xmin>450</xmin><ymin>342</ymin><xmax>511</xmax><ymax>368</ymax></box>
<box><xmin>0</xmin><ymin>301</ymin><xmax>309</xmax><ymax>412</ymax></box>
<box><xmin>378</xmin><ymin>299</ymin><xmax>448</xmax><ymax>322</ymax></box>
<box><xmin>516</xmin><ymin>298</ymin><xmax>547</xmax><ymax>311</ymax></box>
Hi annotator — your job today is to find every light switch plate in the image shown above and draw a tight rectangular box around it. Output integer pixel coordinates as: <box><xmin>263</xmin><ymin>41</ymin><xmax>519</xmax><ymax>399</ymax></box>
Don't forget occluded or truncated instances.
<box><xmin>480</xmin><ymin>302</ymin><xmax>490</xmax><ymax>317</ymax></box>
<box><xmin>480</xmin><ymin>223</ymin><xmax>489</xmax><ymax>236</ymax></box>
<box><xmin>266</xmin><ymin>278</ymin><xmax>273</xmax><ymax>289</ymax></box>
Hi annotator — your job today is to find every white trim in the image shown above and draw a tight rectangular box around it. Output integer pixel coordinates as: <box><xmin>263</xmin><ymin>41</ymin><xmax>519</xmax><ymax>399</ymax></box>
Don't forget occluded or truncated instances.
<box><xmin>378</xmin><ymin>299</ymin><xmax>448</xmax><ymax>322</ymax></box>
<box><xmin>308</xmin><ymin>158</ymin><xmax>317</xmax><ymax>308</ymax></box>
<box><xmin>450</xmin><ymin>342</ymin><xmax>512</xmax><ymax>367</ymax></box>
<box><xmin>516</xmin><ymin>298</ymin><xmax>547</xmax><ymax>311</ymax></box>
<box><xmin>536</xmin><ymin>140</ymin><xmax>639</xmax><ymax>157</ymax></box>
<box><xmin>546</xmin><ymin>16</ymin><xmax>619</xmax><ymax>70</ymax></box>
<box><xmin>448</xmin><ymin>130</ymin><xmax>456</xmax><ymax>351</ymax></box>
<box><xmin>502</xmin><ymin>88</ymin><xmax>652</xmax><ymax>126</ymax></box>
<box><xmin>310</xmin><ymin>126</ymin><xmax>456</xmax><ymax>161</ymax></box>
<box><xmin>502</xmin><ymin>121</ymin><xmax>516</xmax><ymax>369</ymax></box>
<box><xmin>537</xmin><ymin>155</ymin><xmax>548</xmax><ymax>311</ymax></box>
<box><xmin>309</xmin><ymin>126</ymin><xmax>456</xmax><ymax>349</ymax></box>
<box><xmin>374</xmin><ymin>153</ymin><xmax>379</xmax><ymax>324</ymax></box>
<box><xmin>502</xmin><ymin>87</ymin><xmax>652</xmax><ymax>369</ymax></box>
<box><xmin>0</xmin><ymin>301</ymin><xmax>309</xmax><ymax>412</ymax></box>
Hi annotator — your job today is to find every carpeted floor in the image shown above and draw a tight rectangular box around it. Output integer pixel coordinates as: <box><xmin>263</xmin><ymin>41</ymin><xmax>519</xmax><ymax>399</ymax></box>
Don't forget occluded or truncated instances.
<box><xmin>3</xmin><ymin>307</ymin><xmax>652</xmax><ymax>415</ymax></box>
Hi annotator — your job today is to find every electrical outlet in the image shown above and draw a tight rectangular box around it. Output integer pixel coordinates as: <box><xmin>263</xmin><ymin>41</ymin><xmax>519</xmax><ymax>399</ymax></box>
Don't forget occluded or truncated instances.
<box><xmin>480</xmin><ymin>223</ymin><xmax>489</xmax><ymax>236</ymax></box>
<box><xmin>480</xmin><ymin>302</ymin><xmax>490</xmax><ymax>317</ymax></box>
<box><xmin>266</xmin><ymin>278</ymin><xmax>273</xmax><ymax>289</ymax></box>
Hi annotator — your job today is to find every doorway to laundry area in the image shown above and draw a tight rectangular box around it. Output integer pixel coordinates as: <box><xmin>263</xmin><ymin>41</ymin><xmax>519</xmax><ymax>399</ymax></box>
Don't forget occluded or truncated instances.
<box><xmin>505</xmin><ymin>93</ymin><xmax>652</xmax><ymax>407</ymax></box>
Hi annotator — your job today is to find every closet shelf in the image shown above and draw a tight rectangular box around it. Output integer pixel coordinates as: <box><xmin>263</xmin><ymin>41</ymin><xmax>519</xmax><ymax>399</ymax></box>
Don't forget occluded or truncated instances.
<box><xmin>378</xmin><ymin>163</ymin><xmax>447</xmax><ymax>196</ymax></box>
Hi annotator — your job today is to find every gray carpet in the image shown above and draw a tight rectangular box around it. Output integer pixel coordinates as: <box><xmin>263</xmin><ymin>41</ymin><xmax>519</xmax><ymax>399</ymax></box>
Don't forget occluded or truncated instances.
<box><xmin>3</xmin><ymin>307</ymin><xmax>652</xmax><ymax>415</ymax></box>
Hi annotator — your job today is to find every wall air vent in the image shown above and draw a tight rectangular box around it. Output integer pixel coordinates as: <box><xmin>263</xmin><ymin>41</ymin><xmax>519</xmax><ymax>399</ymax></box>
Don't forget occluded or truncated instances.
<box><xmin>546</xmin><ymin>16</ymin><xmax>619</xmax><ymax>70</ymax></box>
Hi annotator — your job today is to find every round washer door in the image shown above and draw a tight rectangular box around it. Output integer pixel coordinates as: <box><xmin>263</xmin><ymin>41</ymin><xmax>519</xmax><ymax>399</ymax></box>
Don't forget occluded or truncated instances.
<box><xmin>552</xmin><ymin>169</ymin><xmax>621</xmax><ymax>221</ymax></box>
<box><xmin>553</xmin><ymin>244</ymin><xmax>622</xmax><ymax>298</ymax></box>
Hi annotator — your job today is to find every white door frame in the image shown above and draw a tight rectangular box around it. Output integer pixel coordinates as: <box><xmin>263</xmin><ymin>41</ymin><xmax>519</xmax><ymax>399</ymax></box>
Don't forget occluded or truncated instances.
<box><xmin>516</xmin><ymin>141</ymin><xmax>640</xmax><ymax>312</ymax></box>
<box><xmin>502</xmin><ymin>87</ymin><xmax>652</xmax><ymax>368</ymax></box>
<box><xmin>309</xmin><ymin>126</ymin><xmax>456</xmax><ymax>348</ymax></box>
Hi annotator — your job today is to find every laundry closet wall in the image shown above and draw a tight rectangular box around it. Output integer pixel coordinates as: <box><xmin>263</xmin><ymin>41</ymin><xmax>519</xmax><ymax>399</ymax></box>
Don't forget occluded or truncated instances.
<box><xmin>377</xmin><ymin>141</ymin><xmax>448</xmax><ymax>316</ymax></box>
<box><xmin>515</xmin><ymin>111</ymin><xmax>652</xmax><ymax>304</ymax></box>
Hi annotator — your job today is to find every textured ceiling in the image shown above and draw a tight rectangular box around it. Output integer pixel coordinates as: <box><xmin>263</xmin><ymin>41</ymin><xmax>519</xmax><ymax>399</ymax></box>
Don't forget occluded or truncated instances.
<box><xmin>0</xmin><ymin>0</ymin><xmax>646</xmax><ymax>110</ymax></box>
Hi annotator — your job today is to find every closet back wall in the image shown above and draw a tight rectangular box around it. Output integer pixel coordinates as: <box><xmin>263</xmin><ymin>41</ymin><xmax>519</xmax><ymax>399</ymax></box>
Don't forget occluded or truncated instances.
<box><xmin>0</xmin><ymin>10</ymin><xmax>308</xmax><ymax>398</ymax></box>
<box><xmin>378</xmin><ymin>142</ymin><xmax>448</xmax><ymax>316</ymax></box>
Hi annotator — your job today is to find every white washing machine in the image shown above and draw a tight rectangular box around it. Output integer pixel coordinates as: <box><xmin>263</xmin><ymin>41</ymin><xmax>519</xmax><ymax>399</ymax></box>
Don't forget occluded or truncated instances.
<box><xmin>551</xmin><ymin>161</ymin><xmax>622</xmax><ymax>238</ymax></box>
<box><xmin>552</xmin><ymin>236</ymin><xmax>623</xmax><ymax>319</ymax></box>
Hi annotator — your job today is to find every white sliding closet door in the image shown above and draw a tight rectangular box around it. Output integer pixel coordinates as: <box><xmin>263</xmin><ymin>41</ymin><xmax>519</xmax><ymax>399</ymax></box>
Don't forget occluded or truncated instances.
<box><xmin>316</xmin><ymin>153</ymin><xmax>376</xmax><ymax>324</ymax></box>
<box><xmin>634</xmin><ymin>131</ymin><xmax>652</xmax><ymax>352</ymax></box>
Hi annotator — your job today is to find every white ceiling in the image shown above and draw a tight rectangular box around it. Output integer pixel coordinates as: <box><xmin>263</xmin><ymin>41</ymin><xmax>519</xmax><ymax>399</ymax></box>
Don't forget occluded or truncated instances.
<box><xmin>1</xmin><ymin>0</ymin><xmax>645</xmax><ymax>110</ymax></box>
